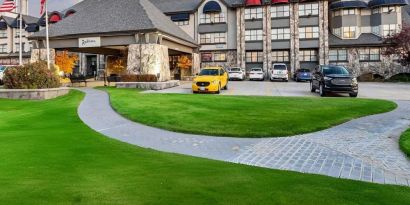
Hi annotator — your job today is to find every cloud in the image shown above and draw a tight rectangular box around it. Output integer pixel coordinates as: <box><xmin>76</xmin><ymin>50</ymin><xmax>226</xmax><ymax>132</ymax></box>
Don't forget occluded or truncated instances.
<box><xmin>28</xmin><ymin>0</ymin><xmax>80</xmax><ymax>16</ymax></box>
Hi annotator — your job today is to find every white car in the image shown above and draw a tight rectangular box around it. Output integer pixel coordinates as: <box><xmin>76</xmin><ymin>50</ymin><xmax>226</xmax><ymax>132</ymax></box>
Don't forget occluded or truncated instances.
<box><xmin>249</xmin><ymin>68</ymin><xmax>265</xmax><ymax>81</ymax></box>
<box><xmin>269</xmin><ymin>63</ymin><xmax>289</xmax><ymax>82</ymax></box>
<box><xmin>0</xmin><ymin>66</ymin><xmax>6</xmax><ymax>84</ymax></box>
<box><xmin>228</xmin><ymin>67</ymin><xmax>246</xmax><ymax>80</ymax></box>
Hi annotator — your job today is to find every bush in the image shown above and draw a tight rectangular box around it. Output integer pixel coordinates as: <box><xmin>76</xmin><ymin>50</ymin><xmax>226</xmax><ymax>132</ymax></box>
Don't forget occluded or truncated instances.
<box><xmin>121</xmin><ymin>74</ymin><xmax>158</xmax><ymax>82</ymax></box>
<box><xmin>3</xmin><ymin>61</ymin><xmax>61</xmax><ymax>89</ymax></box>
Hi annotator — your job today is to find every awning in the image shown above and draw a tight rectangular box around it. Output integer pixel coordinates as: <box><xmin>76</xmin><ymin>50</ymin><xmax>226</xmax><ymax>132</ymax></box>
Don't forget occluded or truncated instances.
<box><xmin>368</xmin><ymin>0</ymin><xmax>408</xmax><ymax>7</ymax></box>
<box><xmin>49</xmin><ymin>13</ymin><xmax>62</xmax><ymax>23</ymax></box>
<box><xmin>38</xmin><ymin>17</ymin><xmax>46</xmax><ymax>27</ymax></box>
<box><xmin>11</xmin><ymin>20</ymin><xmax>25</xmax><ymax>29</ymax></box>
<box><xmin>203</xmin><ymin>1</ymin><xmax>222</xmax><ymax>13</ymax></box>
<box><xmin>65</xmin><ymin>9</ymin><xmax>76</xmax><ymax>18</ymax></box>
<box><xmin>330</xmin><ymin>1</ymin><xmax>368</xmax><ymax>10</ymax></box>
<box><xmin>170</xmin><ymin>13</ymin><xmax>190</xmax><ymax>22</ymax></box>
<box><xmin>25</xmin><ymin>24</ymin><xmax>39</xmax><ymax>32</ymax></box>
<box><xmin>0</xmin><ymin>21</ymin><xmax>7</xmax><ymax>30</ymax></box>
<box><xmin>272</xmin><ymin>0</ymin><xmax>289</xmax><ymax>4</ymax></box>
<box><xmin>246</xmin><ymin>0</ymin><xmax>262</xmax><ymax>6</ymax></box>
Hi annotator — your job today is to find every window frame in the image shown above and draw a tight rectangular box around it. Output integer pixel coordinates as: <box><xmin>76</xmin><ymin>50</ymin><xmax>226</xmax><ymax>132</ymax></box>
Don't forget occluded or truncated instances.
<box><xmin>271</xmin><ymin>50</ymin><xmax>290</xmax><ymax>62</ymax></box>
<box><xmin>299</xmin><ymin>26</ymin><xmax>319</xmax><ymax>39</ymax></box>
<box><xmin>199</xmin><ymin>12</ymin><xmax>225</xmax><ymax>24</ymax></box>
<box><xmin>298</xmin><ymin>3</ymin><xmax>319</xmax><ymax>16</ymax></box>
<box><xmin>245</xmin><ymin>29</ymin><xmax>263</xmax><ymax>41</ymax></box>
<box><xmin>245</xmin><ymin>7</ymin><xmax>263</xmax><ymax>20</ymax></box>
<box><xmin>359</xmin><ymin>48</ymin><xmax>381</xmax><ymax>62</ymax></box>
<box><xmin>271</xmin><ymin>27</ymin><xmax>291</xmax><ymax>40</ymax></box>
<box><xmin>299</xmin><ymin>49</ymin><xmax>318</xmax><ymax>62</ymax></box>
<box><xmin>270</xmin><ymin>5</ymin><xmax>290</xmax><ymax>18</ymax></box>
<box><xmin>199</xmin><ymin>32</ymin><xmax>226</xmax><ymax>44</ymax></box>
<box><xmin>329</xmin><ymin>49</ymin><xmax>348</xmax><ymax>62</ymax></box>
<box><xmin>246</xmin><ymin>51</ymin><xmax>263</xmax><ymax>63</ymax></box>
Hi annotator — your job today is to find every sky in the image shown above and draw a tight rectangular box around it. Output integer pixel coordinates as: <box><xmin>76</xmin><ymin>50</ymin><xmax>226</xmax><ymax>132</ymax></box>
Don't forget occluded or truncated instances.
<box><xmin>28</xmin><ymin>0</ymin><xmax>82</xmax><ymax>17</ymax></box>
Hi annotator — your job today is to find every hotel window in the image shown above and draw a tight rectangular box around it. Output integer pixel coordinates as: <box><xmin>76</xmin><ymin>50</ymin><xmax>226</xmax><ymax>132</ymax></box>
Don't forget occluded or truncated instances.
<box><xmin>0</xmin><ymin>44</ymin><xmax>6</xmax><ymax>53</ymax></box>
<box><xmin>246</xmin><ymin>51</ymin><xmax>263</xmax><ymax>62</ymax></box>
<box><xmin>333</xmin><ymin>28</ymin><xmax>342</xmax><ymax>37</ymax></box>
<box><xmin>382</xmin><ymin>24</ymin><xmax>397</xmax><ymax>37</ymax></box>
<box><xmin>271</xmin><ymin>5</ymin><xmax>290</xmax><ymax>18</ymax></box>
<box><xmin>200</xmin><ymin>13</ymin><xmax>225</xmax><ymax>24</ymax></box>
<box><xmin>359</xmin><ymin>48</ymin><xmax>380</xmax><ymax>61</ymax></box>
<box><xmin>271</xmin><ymin>28</ymin><xmax>290</xmax><ymax>40</ymax></box>
<box><xmin>299</xmin><ymin>3</ymin><xmax>319</xmax><ymax>16</ymax></box>
<box><xmin>382</xmin><ymin>6</ymin><xmax>396</xmax><ymax>13</ymax></box>
<box><xmin>299</xmin><ymin>27</ymin><xmax>319</xmax><ymax>39</ymax></box>
<box><xmin>200</xmin><ymin>33</ymin><xmax>226</xmax><ymax>44</ymax></box>
<box><xmin>299</xmin><ymin>50</ymin><xmax>318</xmax><ymax>62</ymax></box>
<box><xmin>329</xmin><ymin>49</ymin><xmax>347</xmax><ymax>62</ymax></box>
<box><xmin>214</xmin><ymin>52</ymin><xmax>226</xmax><ymax>61</ymax></box>
<box><xmin>271</xmin><ymin>50</ymin><xmax>289</xmax><ymax>62</ymax></box>
<box><xmin>245</xmin><ymin>7</ymin><xmax>263</xmax><ymax>20</ymax></box>
<box><xmin>175</xmin><ymin>21</ymin><xmax>189</xmax><ymax>26</ymax></box>
<box><xmin>332</xmin><ymin>10</ymin><xmax>341</xmax><ymax>17</ymax></box>
<box><xmin>343</xmin><ymin>8</ymin><xmax>356</xmax><ymax>15</ymax></box>
<box><xmin>343</xmin><ymin>26</ymin><xmax>356</xmax><ymax>38</ymax></box>
<box><xmin>245</xmin><ymin>29</ymin><xmax>263</xmax><ymax>41</ymax></box>
<box><xmin>0</xmin><ymin>30</ymin><xmax>6</xmax><ymax>38</ymax></box>
<box><xmin>201</xmin><ymin>53</ymin><xmax>213</xmax><ymax>62</ymax></box>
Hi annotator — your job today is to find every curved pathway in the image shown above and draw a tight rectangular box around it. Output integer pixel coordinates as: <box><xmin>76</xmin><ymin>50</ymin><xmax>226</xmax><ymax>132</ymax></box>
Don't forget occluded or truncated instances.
<box><xmin>77</xmin><ymin>88</ymin><xmax>410</xmax><ymax>186</ymax></box>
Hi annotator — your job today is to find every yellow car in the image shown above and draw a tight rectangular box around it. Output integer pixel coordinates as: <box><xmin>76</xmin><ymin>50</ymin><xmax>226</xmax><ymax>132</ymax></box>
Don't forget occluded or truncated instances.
<box><xmin>192</xmin><ymin>67</ymin><xmax>229</xmax><ymax>94</ymax></box>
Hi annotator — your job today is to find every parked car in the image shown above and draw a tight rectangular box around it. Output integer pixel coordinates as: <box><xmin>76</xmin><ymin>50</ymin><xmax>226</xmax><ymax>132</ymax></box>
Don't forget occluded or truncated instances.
<box><xmin>228</xmin><ymin>67</ymin><xmax>246</xmax><ymax>81</ymax></box>
<box><xmin>269</xmin><ymin>63</ymin><xmax>289</xmax><ymax>82</ymax></box>
<box><xmin>293</xmin><ymin>69</ymin><xmax>312</xmax><ymax>82</ymax></box>
<box><xmin>249</xmin><ymin>68</ymin><xmax>265</xmax><ymax>81</ymax></box>
<box><xmin>310</xmin><ymin>65</ymin><xmax>358</xmax><ymax>97</ymax></box>
<box><xmin>0</xmin><ymin>66</ymin><xmax>6</xmax><ymax>85</ymax></box>
<box><xmin>192</xmin><ymin>67</ymin><xmax>228</xmax><ymax>94</ymax></box>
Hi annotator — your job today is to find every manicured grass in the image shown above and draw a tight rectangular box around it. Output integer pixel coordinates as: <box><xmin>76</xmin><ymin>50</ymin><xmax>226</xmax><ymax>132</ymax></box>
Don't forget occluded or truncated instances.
<box><xmin>101</xmin><ymin>87</ymin><xmax>397</xmax><ymax>137</ymax></box>
<box><xmin>0</xmin><ymin>90</ymin><xmax>410</xmax><ymax>204</ymax></box>
<box><xmin>400</xmin><ymin>129</ymin><xmax>410</xmax><ymax>157</ymax></box>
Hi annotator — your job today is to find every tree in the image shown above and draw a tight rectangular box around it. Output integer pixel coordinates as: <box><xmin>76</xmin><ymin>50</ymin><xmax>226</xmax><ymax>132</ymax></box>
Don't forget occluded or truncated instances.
<box><xmin>382</xmin><ymin>25</ymin><xmax>410</xmax><ymax>66</ymax></box>
<box><xmin>176</xmin><ymin>55</ymin><xmax>192</xmax><ymax>77</ymax></box>
<box><xmin>55</xmin><ymin>51</ymin><xmax>79</xmax><ymax>74</ymax></box>
<box><xmin>107</xmin><ymin>56</ymin><xmax>126</xmax><ymax>75</ymax></box>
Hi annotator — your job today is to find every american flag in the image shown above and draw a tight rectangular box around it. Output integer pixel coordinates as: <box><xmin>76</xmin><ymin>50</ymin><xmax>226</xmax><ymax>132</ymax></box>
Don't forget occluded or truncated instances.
<box><xmin>0</xmin><ymin>0</ymin><xmax>16</xmax><ymax>13</ymax></box>
<box><xmin>40</xmin><ymin>0</ymin><xmax>47</xmax><ymax>15</ymax></box>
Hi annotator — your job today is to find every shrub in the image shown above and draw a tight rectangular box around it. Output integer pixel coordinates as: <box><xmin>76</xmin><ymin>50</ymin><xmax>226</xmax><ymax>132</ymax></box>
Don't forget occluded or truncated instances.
<box><xmin>3</xmin><ymin>61</ymin><xmax>61</xmax><ymax>89</ymax></box>
<box><xmin>121</xmin><ymin>74</ymin><xmax>158</xmax><ymax>82</ymax></box>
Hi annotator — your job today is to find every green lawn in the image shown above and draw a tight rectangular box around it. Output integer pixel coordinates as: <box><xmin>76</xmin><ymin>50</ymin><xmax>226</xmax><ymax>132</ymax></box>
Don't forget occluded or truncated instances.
<box><xmin>400</xmin><ymin>129</ymin><xmax>410</xmax><ymax>157</ymax></box>
<box><xmin>0</xmin><ymin>90</ymin><xmax>410</xmax><ymax>204</ymax></box>
<box><xmin>101</xmin><ymin>87</ymin><xmax>397</xmax><ymax>137</ymax></box>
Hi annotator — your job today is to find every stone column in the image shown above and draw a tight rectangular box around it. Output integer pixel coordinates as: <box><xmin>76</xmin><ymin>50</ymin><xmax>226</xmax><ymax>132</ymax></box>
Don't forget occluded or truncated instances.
<box><xmin>263</xmin><ymin>5</ymin><xmax>272</xmax><ymax>72</ymax></box>
<box><xmin>319</xmin><ymin>0</ymin><xmax>329</xmax><ymax>65</ymax></box>
<box><xmin>290</xmin><ymin>3</ymin><xmax>300</xmax><ymax>74</ymax></box>
<box><xmin>192</xmin><ymin>53</ymin><xmax>200</xmax><ymax>75</ymax></box>
<box><xmin>236</xmin><ymin>7</ymin><xmax>246</xmax><ymax>69</ymax></box>
<box><xmin>30</xmin><ymin>48</ymin><xmax>56</xmax><ymax>65</ymax></box>
<box><xmin>127</xmin><ymin>44</ymin><xmax>171</xmax><ymax>82</ymax></box>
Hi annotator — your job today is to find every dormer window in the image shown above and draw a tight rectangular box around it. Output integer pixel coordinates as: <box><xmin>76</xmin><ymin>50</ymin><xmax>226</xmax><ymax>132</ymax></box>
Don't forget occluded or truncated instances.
<box><xmin>200</xmin><ymin>1</ymin><xmax>225</xmax><ymax>24</ymax></box>
<box><xmin>203</xmin><ymin>1</ymin><xmax>222</xmax><ymax>13</ymax></box>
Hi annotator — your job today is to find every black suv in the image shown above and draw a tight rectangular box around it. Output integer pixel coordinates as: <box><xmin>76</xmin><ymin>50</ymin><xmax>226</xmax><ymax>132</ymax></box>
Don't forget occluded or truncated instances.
<box><xmin>310</xmin><ymin>65</ymin><xmax>358</xmax><ymax>97</ymax></box>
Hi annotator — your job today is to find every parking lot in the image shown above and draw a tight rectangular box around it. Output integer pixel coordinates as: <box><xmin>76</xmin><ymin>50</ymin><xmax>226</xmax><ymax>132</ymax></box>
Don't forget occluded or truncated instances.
<box><xmin>146</xmin><ymin>81</ymin><xmax>410</xmax><ymax>101</ymax></box>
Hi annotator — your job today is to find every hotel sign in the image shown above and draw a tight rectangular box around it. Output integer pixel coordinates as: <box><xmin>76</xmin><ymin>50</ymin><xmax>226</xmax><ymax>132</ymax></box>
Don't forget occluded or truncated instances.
<box><xmin>79</xmin><ymin>37</ymin><xmax>101</xmax><ymax>48</ymax></box>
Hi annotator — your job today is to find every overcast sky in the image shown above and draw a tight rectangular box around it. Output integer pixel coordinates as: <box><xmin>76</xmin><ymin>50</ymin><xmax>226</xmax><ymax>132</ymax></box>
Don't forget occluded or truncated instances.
<box><xmin>28</xmin><ymin>0</ymin><xmax>81</xmax><ymax>16</ymax></box>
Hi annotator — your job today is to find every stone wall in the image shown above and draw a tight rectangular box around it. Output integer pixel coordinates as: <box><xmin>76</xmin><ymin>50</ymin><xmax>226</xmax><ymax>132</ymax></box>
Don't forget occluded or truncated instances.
<box><xmin>319</xmin><ymin>0</ymin><xmax>329</xmax><ymax>65</ymax></box>
<box><xmin>0</xmin><ymin>87</ymin><xmax>70</xmax><ymax>100</ymax></box>
<box><xmin>127</xmin><ymin>44</ymin><xmax>171</xmax><ymax>82</ymax></box>
<box><xmin>30</xmin><ymin>48</ymin><xmax>56</xmax><ymax>65</ymax></box>
<box><xmin>192</xmin><ymin>53</ymin><xmax>201</xmax><ymax>75</ymax></box>
<box><xmin>336</xmin><ymin>47</ymin><xmax>410</xmax><ymax>79</ymax></box>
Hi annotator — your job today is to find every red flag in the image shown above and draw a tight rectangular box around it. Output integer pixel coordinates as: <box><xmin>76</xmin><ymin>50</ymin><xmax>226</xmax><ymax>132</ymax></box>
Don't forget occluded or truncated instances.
<box><xmin>40</xmin><ymin>0</ymin><xmax>47</xmax><ymax>15</ymax></box>
<box><xmin>0</xmin><ymin>0</ymin><xmax>16</xmax><ymax>13</ymax></box>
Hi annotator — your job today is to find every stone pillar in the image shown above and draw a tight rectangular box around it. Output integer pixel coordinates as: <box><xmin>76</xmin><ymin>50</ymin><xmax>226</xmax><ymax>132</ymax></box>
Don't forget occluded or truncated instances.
<box><xmin>290</xmin><ymin>3</ymin><xmax>300</xmax><ymax>74</ymax></box>
<box><xmin>237</xmin><ymin>7</ymin><xmax>246</xmax><ymax>69</ymax></box>
<box><xmin>319</xmin><ymin>0</ymin><xmax>329</xmax><ymax>65</ymax></box>
<box><xmin>192</xmin><ymin>53</ymin><xmax>200</xmax><ymax>75</ymax></box>
<box><xmin>30</xmin><ymin>48</ymin><xmax>56</xmax><ymax>65</ymax></box>
<box><xmin>263</xmin><ymin>5</ymin><xmax>272</xmax><ymax>72</ymax></box>
<box><xmin>127</xmin><ymin>44</ymin><xmax>171</xmax><ymax>82</ymax></box>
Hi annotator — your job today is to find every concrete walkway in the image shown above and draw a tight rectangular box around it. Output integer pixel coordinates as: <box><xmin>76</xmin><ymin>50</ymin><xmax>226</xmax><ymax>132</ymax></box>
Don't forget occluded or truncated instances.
<box><xmin>77</xmin><ymin>88</ymin><xmax>410</xmax><ymax>186</ymax></box>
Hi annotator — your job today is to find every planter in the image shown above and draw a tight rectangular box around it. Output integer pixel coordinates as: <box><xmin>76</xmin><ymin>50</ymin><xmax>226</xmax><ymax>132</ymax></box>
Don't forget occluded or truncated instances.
<box><xmin>0</xmin><ymin>87</ymin><xmax>70</xmax><ymax>100</ymax></box>
<box><xmin>116</xmin><ymin>80</ymin><xmax>180</xmax><ymax>90</ymax></box>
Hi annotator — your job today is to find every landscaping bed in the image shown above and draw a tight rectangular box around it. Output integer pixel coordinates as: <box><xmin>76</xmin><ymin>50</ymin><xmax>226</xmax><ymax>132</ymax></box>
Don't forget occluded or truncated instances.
<box><xmin>0</xmin><ymin>90</ymin><xmax>409</xmax><ymax>204</ymax></box>
<box><xmin>400</xmin><ymin>128</ymin><xmax>410</xmax><ymax>157</ymax></box>
<box><xmin>101</xmin><ymin>87</ymin><xmax>397</xmax><ymax>138</ymax></box>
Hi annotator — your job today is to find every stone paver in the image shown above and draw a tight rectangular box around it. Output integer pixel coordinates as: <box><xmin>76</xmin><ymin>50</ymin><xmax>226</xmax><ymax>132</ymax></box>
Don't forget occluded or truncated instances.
<box><xmin>77</xmin><ymin>88</ymin><xmax>410</xmax><ymax>186</ymax></box>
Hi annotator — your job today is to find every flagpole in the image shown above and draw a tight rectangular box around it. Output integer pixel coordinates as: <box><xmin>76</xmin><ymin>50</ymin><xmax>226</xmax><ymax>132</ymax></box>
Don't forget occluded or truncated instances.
<box><xmin>18</xmin><ymin>0</ymin><xmax>23</xmax><ymax>65</ymax></box>
<box><xmin>45</xmin><ymin>0</ymin><xmax>50</xmax><ymax>70</ymax></box>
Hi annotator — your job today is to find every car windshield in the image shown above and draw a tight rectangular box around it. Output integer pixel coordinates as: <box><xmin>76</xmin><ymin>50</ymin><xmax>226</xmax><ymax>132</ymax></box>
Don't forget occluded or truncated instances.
<box><xmin>230</xmin><ymin>68</ymin><xmax>241</xmax><ymax>72</ymax></box>
<box><xmin>322</xmin><ymin>66</ymin><xmax>350</xmax><ymax>75</ymax></box>
<box><xmin>298</xmin><ymin>69</ymin><xmax>310</xmax><ymax>73</ymax></box>
<box><xmin>273</xmin><ymin>65</ymin><xmax>286</xmax><ymax>70</ymax></box>
<box><xmin>199</xmin><ymin>69</ymin><xmax>219</xmax><ymax>76</ymax></box>
<box><xmin>251</xmin><ymin>68</ymin><xmax>262</xmax><ymax>72</ymax></box>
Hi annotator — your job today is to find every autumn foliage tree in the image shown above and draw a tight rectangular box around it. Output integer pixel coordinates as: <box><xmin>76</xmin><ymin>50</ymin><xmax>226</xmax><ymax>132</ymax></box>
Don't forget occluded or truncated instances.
<box><xmin>55</xmin><ymin>51</ymin><xmax>79</xmax><ymax>74</ymax></box>
<box><xmin>383</xmin><ymin>25</ymin><xmax>410</xmax><ymax>66</ymax></box>
<box><xmin>177</xmin><ymin>55</ymin><xmax>192</xmax><ymax>77</ymax></box>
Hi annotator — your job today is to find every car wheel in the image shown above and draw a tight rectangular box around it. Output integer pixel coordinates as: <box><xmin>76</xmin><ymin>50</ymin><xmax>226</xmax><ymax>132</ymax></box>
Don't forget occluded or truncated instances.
<box><xmin>319</xmin><ymin>83</ymin><xmax>326</xmax><ymax>97</ymax></box>
<box><xmin>310</xmin><ymin>82</ymin><xmax>316</xmax><ymax>93</ymax></box>
<box><xmin>216</xmin><ymin>84</ymin><xmax>221</xmax><ymax>94</ymax></box>
<box><xmin>349</xmin><ymin>92</ymin><xmax>358</xmax><ymax>98</ymax></box>
<box><xmin>224</xmin><ymin>83</ymin><xmax>228</xmax><ymax>90</ymax></box>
